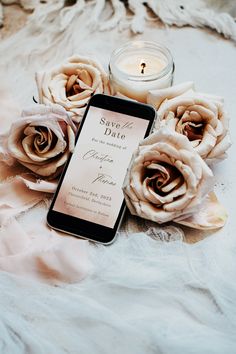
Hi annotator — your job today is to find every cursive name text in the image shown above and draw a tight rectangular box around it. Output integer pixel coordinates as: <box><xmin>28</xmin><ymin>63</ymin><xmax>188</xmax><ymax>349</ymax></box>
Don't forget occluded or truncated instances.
<box><xmin>92</xmin><ymin>173</ymin><xmax>116</xmax><ymax>186</ymax></box>
<box><xmin>83</xmin><ymin>149</ymin><xmax>113</xmax><ymax>163</ymax></box>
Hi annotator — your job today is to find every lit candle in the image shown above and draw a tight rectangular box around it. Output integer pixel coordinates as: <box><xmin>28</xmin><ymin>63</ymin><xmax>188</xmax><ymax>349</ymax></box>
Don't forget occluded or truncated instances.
<box><xmin>109</xmin><ymin>41</ymin><xmax>175</xmax><ymax>103</ymax></box>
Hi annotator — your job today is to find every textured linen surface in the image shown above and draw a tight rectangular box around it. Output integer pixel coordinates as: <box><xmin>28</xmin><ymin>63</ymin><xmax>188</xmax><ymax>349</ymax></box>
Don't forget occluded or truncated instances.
<box><xmin>1</xmin><ymin>0</ymin><xmax>236</xmax><ymax>40</ymax></box>
<box><xmin>0</xmin><ymin>230</ymin><xmax>236</xmax><ymax>353</ymax></box>
<box><xmin>0</xmin><ymin>2</ymin><xmax>236</xmax><ymax>353</ymax></box>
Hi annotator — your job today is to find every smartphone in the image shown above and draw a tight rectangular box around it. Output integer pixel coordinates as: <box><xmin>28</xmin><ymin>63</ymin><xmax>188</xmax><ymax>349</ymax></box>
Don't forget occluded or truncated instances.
<box><xmin>47</xmin><ymin>94</ymin><xmax>156</xmax><ymax>244</ymax></box>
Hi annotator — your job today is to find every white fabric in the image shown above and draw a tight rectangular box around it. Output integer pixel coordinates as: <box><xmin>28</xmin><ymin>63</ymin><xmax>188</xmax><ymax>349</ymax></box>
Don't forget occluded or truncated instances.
<box><xmin>1</xmin><ymin>0</ymin><xmax>236</xmax><ymax>39</ymax></box>
<box><xmin>0</xmin><ymin>2</ymin><xmax>236</xmax><ymax>353</ymax></box>
<box><xmin>0</xmin><ymin>229</ymin><xmax>236</xmax><ymax>353</ymax></box>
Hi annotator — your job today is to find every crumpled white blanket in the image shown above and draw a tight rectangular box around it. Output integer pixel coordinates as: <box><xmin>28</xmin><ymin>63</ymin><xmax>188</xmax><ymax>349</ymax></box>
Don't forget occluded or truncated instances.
<box><xmin>0</xmin><ymin>229</ymin><xmax>236</xmax><ymax>353</ymax></box>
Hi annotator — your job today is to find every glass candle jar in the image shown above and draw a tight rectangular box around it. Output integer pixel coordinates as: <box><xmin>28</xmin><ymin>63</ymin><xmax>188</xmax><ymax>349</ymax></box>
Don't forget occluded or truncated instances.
<box><xmin>109</xmin><ymin>41</ymin><xmax>175</xmax><ymax>103</ymax></box>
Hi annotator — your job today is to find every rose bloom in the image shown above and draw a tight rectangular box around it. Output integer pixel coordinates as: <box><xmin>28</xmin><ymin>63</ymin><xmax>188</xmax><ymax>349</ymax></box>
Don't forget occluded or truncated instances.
<box><xmin>123</xmin><ymin>128</ymin><xmax>214</xmax><ymax>224</ymax></box>
<box><xmin>7</xmin><ymin>104</ymin><xmax>76</xmax><ymax>179</ymax></box>
<box><xmin>36</xmin><ymin>55</ymin><xmax>110</xmax><ymax>123</ymax></box>
<box><xmin>147</xmin><ymin>82</ymin><xmax>231</xmax><ymax>164</ymax></box>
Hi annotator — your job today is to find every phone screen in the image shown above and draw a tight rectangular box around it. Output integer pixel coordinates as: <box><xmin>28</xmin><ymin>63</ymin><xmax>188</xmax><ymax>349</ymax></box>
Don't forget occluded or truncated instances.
<box><xmin>53</xmin><ymin>105</ymin><xmax>150</xmax><ymax>228</ymax></box>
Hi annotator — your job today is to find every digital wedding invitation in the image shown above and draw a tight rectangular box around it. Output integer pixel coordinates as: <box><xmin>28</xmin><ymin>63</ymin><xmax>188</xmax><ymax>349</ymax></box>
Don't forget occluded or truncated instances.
<box><xmin>53</xmin><ymin>106</ymin><xmax>149</xmax><ymax>228</ymax></box>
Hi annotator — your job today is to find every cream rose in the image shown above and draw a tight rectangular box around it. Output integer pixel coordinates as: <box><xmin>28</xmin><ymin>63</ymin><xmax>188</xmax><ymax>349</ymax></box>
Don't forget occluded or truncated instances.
<box><xmin>123</xmin><ymin>128</ymin><xmax>214</xmax><ymax>225</ymax></box>
<box><xmin>36</xmin><ymin>55</ymin><xmax>110</xmax><ymax>123</ymax></box>
<box><xmin>7</xmin><ymin>104</ymin><xmax>76</xmax><ymax>179</ymax></box>
<box><xmin>147</xmin><ymin>82</ymin><xmax>231</xmax><ymax>164</ymax></box>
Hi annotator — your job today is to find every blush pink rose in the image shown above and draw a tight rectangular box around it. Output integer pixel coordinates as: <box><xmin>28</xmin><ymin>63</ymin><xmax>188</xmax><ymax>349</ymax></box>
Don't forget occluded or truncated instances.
<box><xmin>6</xmin><ymin>104</ymin><xmax>76</xmax><ymax>179</ymax></box>
<box><xmin>123</xmin><ymin>127</ymin><xmax>214</xmax><ymax>225</ymax></box>
<box><xmin>147</xmin><ymin>82</ymin><xmax>231</xmax><ymax>164</ymax></box>
<box><xmin>36</xmin><ymin>55</ymin><xmax>110</xmax><ymax>123</ymax></box>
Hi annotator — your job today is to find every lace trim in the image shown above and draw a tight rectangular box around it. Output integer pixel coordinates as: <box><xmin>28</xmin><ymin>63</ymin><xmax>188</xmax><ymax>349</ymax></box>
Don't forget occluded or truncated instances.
<box><xmin>146</xmin><ymin>226</ymin><xmax>184</xmax><ymax>242</ymax></box>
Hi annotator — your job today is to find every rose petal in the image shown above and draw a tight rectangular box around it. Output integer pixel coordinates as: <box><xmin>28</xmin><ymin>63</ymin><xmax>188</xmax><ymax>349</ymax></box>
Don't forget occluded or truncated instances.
<box><xmin>20</xmin><ymin>149</ymin><xmax>69</xmax><ymax>178</ymax></box>
<box><xmin>66</xmin><ymin>74</ymin><xmax>78</xmax><ymax>92</ymax></box>
<box><xmin>67</xmin><ymin>89</ymin><xmax>92</xmax><ymax>102</ymax></box>
<box><xmin>78</xmin><ymin>70</ymin><xmax>93</xmax><ymax>87</ymax></box>
<box><xmin>19</xmin><ymin>174</ymin><xmax>57</xmax><ymax>193</ymax></box>
<box><xmin>161</xmin><ymin>176</ymin><xmax>182</xmax><ymax>193</ymax></box>
<box><xmin>195</xmin><ymin>125</ymin><xmax>217</xmax><ymax>158</ymax></box>
<box><xmin>175</xmin><ymin>192</ymin><xmax>227</xmax><ymax>229</ymax></box>
<box><xmin>188</xmin><ymin>104</ymin><xmax>217</xmax><ymax>127</ymax></box>
<box><xmin>76</xmin><ymin>78</ymin><xmax>93</xmax><ymax>91</ymax></box>
<box><xmin>22</xmin><ymin>103</ymin><xmax>68</xmax><ymax>119</ymax></box>
<box><xmin>147</xmin><ymin>82</ymin><xmax>195</xmax><ymax>109</ymax></box>
<box><xmin>191</xmin><ymin>140</ymin><xmax>201</xmax><ymax>148</ymax></box>
<box><xmin>206</xmin><ymin>134</ymin><xmax>231</xmax><ymax>163</ymax></box>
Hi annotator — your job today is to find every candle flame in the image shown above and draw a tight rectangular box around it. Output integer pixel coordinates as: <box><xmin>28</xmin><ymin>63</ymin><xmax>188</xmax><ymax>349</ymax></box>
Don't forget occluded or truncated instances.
<box><xmin>140</xmin><ymin>60</ymin><xmax>146</xmax><ymax>74</ymax></box>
